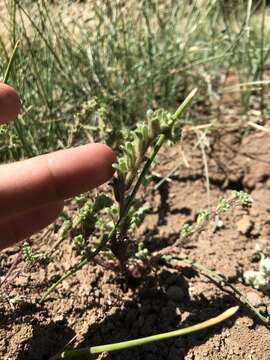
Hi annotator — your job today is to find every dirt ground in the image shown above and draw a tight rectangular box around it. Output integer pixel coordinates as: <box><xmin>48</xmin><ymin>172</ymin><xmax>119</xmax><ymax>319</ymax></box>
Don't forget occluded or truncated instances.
<box><xmin>1</xmin><ymin>1</ymin><xmax>270</xmax><ymax>359</ymax></box>
<box><xmin>1</xmin><ymin>124</ymin><xmax>270</xmax><ymax>359</ymax></box>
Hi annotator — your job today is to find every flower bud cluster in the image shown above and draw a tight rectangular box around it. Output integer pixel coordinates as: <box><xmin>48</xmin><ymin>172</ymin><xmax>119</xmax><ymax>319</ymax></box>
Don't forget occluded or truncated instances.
<box><xmin>72</xmin><ymin>235</ymin><xmax>85</xmax><ymax>254</ymax></box>
<box><xmin>232</xmin><ymin>190</ymin><xmax>253</xmax><ymax>208</ymax></box>
<box><xmin>113</xmin><ymin>108</ymin><xmax>178</xmax><ymax>193</ymax></box>
<box><xmin>72</xmin><ymin>201</ymin><xmax>93</xmax><ymax>229</ymax></box>
<box><xmin>135</xmin><ymin>243</ymin><xmax>150</xmax><ymax>260</ymax></box>
<box><xmin>57</xmin><ymin>195</ymin><xmax>113</xmax><ymax>247</ymax></box>
<box><xmin>22</xmin><ymin>241</ymin><xmax>43</xmax><ymax>263</ymax></box>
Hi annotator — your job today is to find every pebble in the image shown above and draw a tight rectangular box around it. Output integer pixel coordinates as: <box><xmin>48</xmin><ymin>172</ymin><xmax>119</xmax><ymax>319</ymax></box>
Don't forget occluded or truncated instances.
<box><xmin>246</xmin><ymin>291</ymin><xmax>262</xmax><ymax>307</ymax></box>
<box><xmin>236</xmin><ymin>215</ymin><xmax>253</xmax><ymax>235</ymax></box>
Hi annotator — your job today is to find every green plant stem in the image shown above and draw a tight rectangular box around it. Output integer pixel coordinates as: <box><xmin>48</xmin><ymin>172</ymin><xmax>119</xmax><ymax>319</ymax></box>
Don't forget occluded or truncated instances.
<box><xmin>3</xmin><ymin>39</ymin><xmax>20</xmax><ymax>83</ymax></box>
<box><xmin>168</xmin><ymin>256</ymin><xmax>269</xmax><ymax>324</ymax></box>
<box><xmin>11</xmin><ymin>0</ymin><xmax>17</xmax><ymax>47</ymax></box>
<box><xmin>123</xmin><ymin>133</ymin><xmax>165</xmax><ymax>216</ymax></box>
<box><xmin>197</xmin><ymin>130</ymin><xmax>211</xmax><ymax>210</ymax></box>
<box><xmin>50</xmin><ymin>306</ymin><xmax>239</xmax><ymax>359</ymax></box>
<box><xmin>173</xmin><ymin>88</ymin><xmax>197</xmax><ymax>120</ymax></box>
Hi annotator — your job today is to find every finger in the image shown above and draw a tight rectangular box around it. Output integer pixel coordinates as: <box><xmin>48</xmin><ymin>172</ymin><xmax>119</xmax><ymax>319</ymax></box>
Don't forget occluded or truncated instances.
<box><xmin>0</xmin><ymin>201</ymin><xmax>64</xmax><ymax>250</ymax></box>
<box><xmin>0</xmin><ymin>143</ymin><xmax>116</xmax><ymax>220</ymax></box>
<box><xmin>0</xmin><ymin>83</ymin><xmax>21</xmax><ymax>123</ymax></box>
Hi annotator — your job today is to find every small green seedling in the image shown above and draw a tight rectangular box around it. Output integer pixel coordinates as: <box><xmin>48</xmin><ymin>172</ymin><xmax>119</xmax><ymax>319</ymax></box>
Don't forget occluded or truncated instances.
<box><xmin>39</xmin><ymin>89</ymin><xmax>197</xmax><ymax>303</ymax></box>
<box><xmin>22</xmin><ymin>241</ymin><xmax>45</xmax><ymax>264</ymax></box>
<box><xmin>179</xmin><ymin>191</ymin><xmax>253</xmax><ymax>241</ymax></box>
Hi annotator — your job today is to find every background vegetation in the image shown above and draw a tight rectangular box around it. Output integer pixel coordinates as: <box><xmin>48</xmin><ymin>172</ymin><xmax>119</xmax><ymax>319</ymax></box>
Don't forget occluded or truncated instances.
<box><xmin>0</xmin><ymin>0</ymin><xmax>269</xmax><ymax>162</ymax></box>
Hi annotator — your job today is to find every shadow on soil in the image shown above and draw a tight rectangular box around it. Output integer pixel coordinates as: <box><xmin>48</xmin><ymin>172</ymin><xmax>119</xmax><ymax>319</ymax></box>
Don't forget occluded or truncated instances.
<box><xmin>12</xmin><ymin>266</ymin><xmax>264</xmax><ymax>360</ymax></box>
<box><xmin>10</xmin><ymin>266</ymin><xmax>264</xmax><ymax>360</ymax></box>
<box><xmin>18</xmin><ymin>319</ymin><xmax>74</xmax><ymax>360</ymax></box>
<box><xmin>71</xmin><ymin>270</ymin><xmax>239</xmax><ymax>360</ymax></box>
<box><xmin>1</xmin><ymin>302</ymin><xmax>75</xmax><ymax>360</ymax></box>
<box><xmin>19</xmin><ymin>269</ymin><xmax>240</xmax><ymax>360</ymax></box>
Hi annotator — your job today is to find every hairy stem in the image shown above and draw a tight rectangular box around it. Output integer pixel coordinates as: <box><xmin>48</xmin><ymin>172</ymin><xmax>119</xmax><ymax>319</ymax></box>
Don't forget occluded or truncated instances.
<box><xmin>123</xmin><ymin>134</ymin><xmax>165</xmax><ymax>217</ymax></box>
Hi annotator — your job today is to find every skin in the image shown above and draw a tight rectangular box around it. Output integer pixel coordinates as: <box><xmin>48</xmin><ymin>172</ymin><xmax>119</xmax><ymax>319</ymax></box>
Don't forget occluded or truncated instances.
<box><xmin>0</xmin><ymin>83</ymin><xmax>116</xmax><ymax>250</ymax></box>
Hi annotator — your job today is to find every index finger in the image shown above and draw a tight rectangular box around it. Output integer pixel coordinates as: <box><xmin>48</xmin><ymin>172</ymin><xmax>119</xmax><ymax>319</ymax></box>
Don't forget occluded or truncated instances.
<box><xmin>0</xmin><ymin>83</ymin><xmax>21</xmax><ymax>123</ymax></box>
<box><xmin>0</xmin><ymin>143</ymin><xmax>116</xmax><ymax>220</ymax></box>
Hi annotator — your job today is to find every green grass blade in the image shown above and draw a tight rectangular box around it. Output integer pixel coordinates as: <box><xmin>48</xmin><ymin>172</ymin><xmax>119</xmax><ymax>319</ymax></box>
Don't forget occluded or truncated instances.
<box><xmin>3</xmin><ymin>39</ymin><xmax>19</xmax><ymax>83</ymax></box>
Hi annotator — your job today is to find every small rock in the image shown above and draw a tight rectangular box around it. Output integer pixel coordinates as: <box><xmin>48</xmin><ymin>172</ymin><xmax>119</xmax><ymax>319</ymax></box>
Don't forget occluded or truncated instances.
<box><xmin>236</xmin><ymin>215</ymin><xmax>253</xmax><ymax>235</ymax></box>
<box><xmin>176</xmin><ymin>307</ymin><xmax>181</xmax><ymax>316</ymax></box>
<box><xmin>54</xmin><ymin>314</ymin><xmax>64</xmax><ymax>321</ymax></box>
<box><xmin>166</xmin><ymin>286</ymin><xmax>185</xmax><ymax>302</ymax></box>
<box><xmin>246</xmin><ymin>291</ymin><xmax>262</xmax><ymax>307</ymax></box>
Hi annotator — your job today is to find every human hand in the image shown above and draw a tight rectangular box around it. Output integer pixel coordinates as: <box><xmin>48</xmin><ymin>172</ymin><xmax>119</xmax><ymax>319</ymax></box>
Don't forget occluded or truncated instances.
<box><xmin>0</xmin><ymin>83</ymin><xmax>116</xmax><ymax>250</ymax></box>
